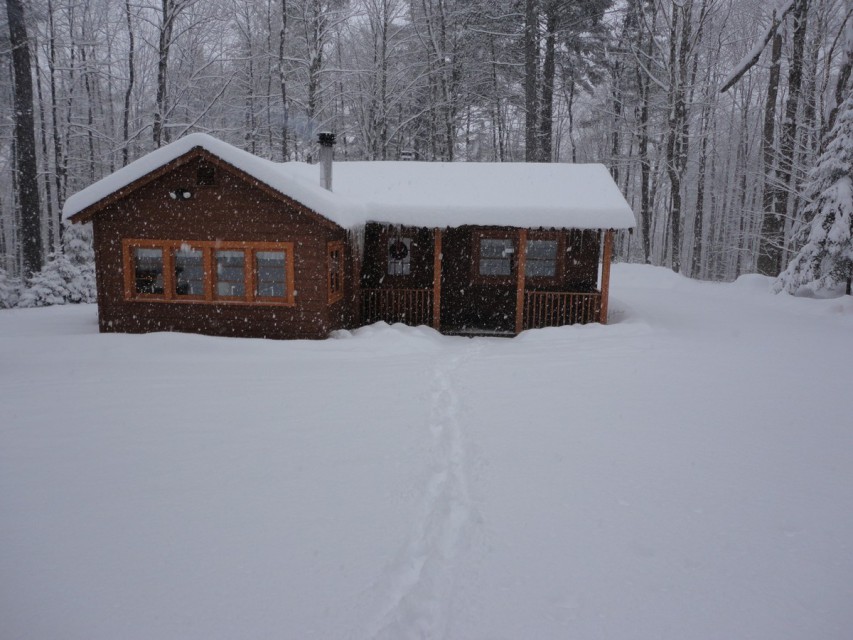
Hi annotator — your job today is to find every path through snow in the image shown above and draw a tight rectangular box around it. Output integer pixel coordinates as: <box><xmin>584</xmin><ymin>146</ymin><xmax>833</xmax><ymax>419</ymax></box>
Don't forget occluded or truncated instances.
<box><xmin>365</xmin><ymin>342</ymin><xmax>481</xmax><ymax>639</ymax></box>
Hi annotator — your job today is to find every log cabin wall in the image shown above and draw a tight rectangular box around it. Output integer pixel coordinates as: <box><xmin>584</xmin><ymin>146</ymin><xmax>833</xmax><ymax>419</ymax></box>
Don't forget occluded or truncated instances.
<box><xmin>92</xmin><ymin>157</ymin><xmax>343</xmax><ymax>339</ymax></box>
<box><xmin>562</xmin><ymin>229</ymin><xmax>601</xmax><ymax>292</ymax></box>
<box><xmin>360</xmin><ymin>223</ymin><xmax>435</xmax><ymax>289</ymax></box>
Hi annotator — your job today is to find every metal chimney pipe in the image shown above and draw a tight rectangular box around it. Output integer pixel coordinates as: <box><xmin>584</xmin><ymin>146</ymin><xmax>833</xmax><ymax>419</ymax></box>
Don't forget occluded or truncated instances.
<box><xmin>318</xmin><ymin>132</ymin><xmax>336</xmax><ymax>191</ymax></box>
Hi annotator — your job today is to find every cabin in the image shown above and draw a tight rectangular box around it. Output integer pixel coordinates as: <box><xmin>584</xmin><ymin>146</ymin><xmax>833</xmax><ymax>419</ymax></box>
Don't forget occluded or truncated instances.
<box><xmin>63</xmin><ymin>133</ymin><xmax>635</xmax><ymax>339</ymax></box>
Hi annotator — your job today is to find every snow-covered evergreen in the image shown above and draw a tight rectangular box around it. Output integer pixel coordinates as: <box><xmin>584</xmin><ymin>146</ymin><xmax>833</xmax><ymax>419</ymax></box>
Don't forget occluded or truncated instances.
<box><xmin>776</xmin><ymin>91</ymin><xmax>853</xmax><ymax>294</ymax></box>
<box><xmin>17</xmin><ymin>222</ymin><xmax>96</xmax><ymax>308</ymax></box>
<box><xmin>0</xmin><ymin>268</ymin><xmax>21</xmax><ymax>309</ymax></box>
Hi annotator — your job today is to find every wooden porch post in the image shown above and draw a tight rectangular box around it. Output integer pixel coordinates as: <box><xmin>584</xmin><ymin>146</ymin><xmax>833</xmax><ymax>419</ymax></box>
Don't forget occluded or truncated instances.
<box><xmin>515</xmin><ymin>229</ymin><xmax>528</xmax><ymax>334</ymax></box>
<box><xmin>432</xmin><ymin>228</ymin><xmax>442</xmax><ymax>330</ymax></box>
<box><xmin>351</xmin><ymin>231</ymin><xmax>362</xmax><ymax>327</ymax></box>
<box><xmin>600</xmin><ymin>229</ymin><xmax>614</xmax><ymax>324</ymax></box>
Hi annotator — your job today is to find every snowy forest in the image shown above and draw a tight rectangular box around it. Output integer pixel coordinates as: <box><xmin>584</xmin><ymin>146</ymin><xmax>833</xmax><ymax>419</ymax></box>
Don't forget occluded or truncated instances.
<box><xmin>1</xmin><ymin>0</ymin><xmax>852</xmax><ymax>305</ymax></box>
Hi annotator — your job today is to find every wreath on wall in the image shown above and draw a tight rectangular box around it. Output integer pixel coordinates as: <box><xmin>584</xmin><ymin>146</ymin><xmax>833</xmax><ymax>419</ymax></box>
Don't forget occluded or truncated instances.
<box><xmin>389</xmin><ymin>239</ymin><xmax>410</xmax><ymax>261</ymax></box>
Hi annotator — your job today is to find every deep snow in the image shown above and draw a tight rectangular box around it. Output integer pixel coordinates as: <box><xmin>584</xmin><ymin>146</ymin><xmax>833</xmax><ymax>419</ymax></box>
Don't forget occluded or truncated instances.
<box><xmin>1</xmin><ymin>265</ymin><xmax>852</xmax><ymax>639</ymax></box>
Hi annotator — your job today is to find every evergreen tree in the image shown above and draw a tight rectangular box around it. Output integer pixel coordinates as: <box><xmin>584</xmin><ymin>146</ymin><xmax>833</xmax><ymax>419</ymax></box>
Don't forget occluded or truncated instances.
<box><xmin>0</xmin><ymin>268</ymin><xmax>21</xmax><ymax>308</ymax></box>
<box><xmin>775</xmin><ymin>91</ymin><xmax>853</xmax><ymax>295</ymax></box>
<box><xmin>17</xmin><ymin>222</ymin><xmax>96</xmax><ymax>307</ymax></box>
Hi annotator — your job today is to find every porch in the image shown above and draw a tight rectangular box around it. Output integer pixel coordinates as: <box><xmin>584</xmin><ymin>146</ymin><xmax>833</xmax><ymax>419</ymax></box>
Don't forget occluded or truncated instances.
<box><xmin>360</xmin><ymin>288</ymin><xmax>602</xmax><ymax>333</ymax></box>
<box><xmin>354</xmin><ymin>224</ymin><xmax>614</xmax><ymax>336</ymax></box>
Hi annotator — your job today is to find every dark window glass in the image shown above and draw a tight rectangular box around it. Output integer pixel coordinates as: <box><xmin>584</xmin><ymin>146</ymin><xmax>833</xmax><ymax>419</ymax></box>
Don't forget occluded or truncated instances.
<box><xmin>255</xmin><ymin>250</ymin><xmax>286</xmax><ymax>298</ymax></box>
<box><xmin>526</xmin><ymin>240</ymin><xmax>558</xmax><ymax>277</ymax></box>
<box><xmin>216</xmin><ymin>250</ymin><xmax>245</xmax><ymax>297</ymax></box>
<box><xmin>479</xmin><ymin>238</ymin><xmax>513</xmax><ymax>276</ymax></box>
<box><xmin>174</xmin><ymin>247</ymin><xmax>204</xmax><ymax>296</ymax></box>
<box><xmin>134</xmin><ymin>247</ymin><xmax>164</xmax><ymax>294</ymax></box>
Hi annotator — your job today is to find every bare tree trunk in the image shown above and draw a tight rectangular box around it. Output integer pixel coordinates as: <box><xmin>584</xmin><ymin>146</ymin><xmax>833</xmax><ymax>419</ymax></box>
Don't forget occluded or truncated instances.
<box><xmin>769</xmin><ymin>0</ymin><xmax>809</xmax><ymax>276</ymax></box>
<box><xmin>34</xmin><ymin>42</ymin><xmax>56</xmax><ymax>253</ymax></box>
<box><xmin>538</xmin><ymin>0</ymin><xmax>557</xmax><ymax>162</ymax></box>
<box><xmin>46</xmin><ymin>0</ymin><xmax>65</xmax><ymax>214</ymax></box>
<box><xmin>122</xmin><ymin>0</ymin><xmax>135</xmax><ymax>166</ymax></box>
<box><xmin>6</xmin><ymin>0</ymin><xmax>42</xmax><ymax>276</ymax></box>
<box><xmin>757</xmin><ymin>29</ymin><xmax>783</xmax><ymax>276</ymax></box>
<box><xmin>665</xmin><ymin>2</ymin><xmax>692</xmax><ymax>273</ymax></box>
<box><xmin>636</xmin><ymin>2</ymin><xmax>655</xmax><ymax>265</ymax></box>
<box><xmin>524</xmin><ymin>0</ymin><xmax>539</xmax><ymax>161</ymax></box>
<box><xmin>153</xmin><ymin>0</ymin><xmax>178</xmax><ymax>148</ymax></box>
<box><xmin>691</xmin><ymin>104</ymin><xmax>710</xmax><ymax>278</ymax></box>
<box><xmin>279</xmin><ymin>0</ymin><xmax>289</xmax><ymax>160</ymax></box>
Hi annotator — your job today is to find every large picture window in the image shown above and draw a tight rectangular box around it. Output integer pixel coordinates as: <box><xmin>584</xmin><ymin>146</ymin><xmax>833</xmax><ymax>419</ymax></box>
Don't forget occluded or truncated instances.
<box><xmin>123</xmin><ymin>239</ymin><xmax>294</xmax><ymax>305</ymax></box>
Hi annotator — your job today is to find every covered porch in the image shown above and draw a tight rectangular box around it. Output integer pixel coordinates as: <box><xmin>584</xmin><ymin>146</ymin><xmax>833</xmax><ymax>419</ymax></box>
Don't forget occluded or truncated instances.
<box><xmin>353</xmin><ymin>224</ymin><xmax>614</xmax><ymax>336</ymax></box>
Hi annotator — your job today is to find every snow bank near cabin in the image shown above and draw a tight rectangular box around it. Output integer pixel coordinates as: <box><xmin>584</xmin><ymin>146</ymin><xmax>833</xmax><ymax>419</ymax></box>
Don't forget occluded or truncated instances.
<box><xmin>62</xmin><ymin>133</ymin><xmax>636</xmax><ymax>230</ymax></box>
<box><xmin>1</xmin><ymin>265</ymin><xmax>852</xmax><ymax>640</ymax></box>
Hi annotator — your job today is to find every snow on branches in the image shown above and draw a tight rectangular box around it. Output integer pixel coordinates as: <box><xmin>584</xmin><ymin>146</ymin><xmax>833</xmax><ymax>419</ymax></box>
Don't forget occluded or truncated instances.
<box><xmin>775</xmin><ymin>92</ymin><xmax>853</xmax><ymax>295</ymax></box>
<box><xmin>16</xmin><ymin>222</ymin><xmax>96</xmax><ymax>308</ymax></box>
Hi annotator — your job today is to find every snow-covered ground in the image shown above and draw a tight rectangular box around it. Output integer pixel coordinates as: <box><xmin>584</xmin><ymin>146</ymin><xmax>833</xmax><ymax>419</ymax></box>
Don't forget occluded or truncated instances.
<box><xmin>2</xmin><ymin>264</ymin><xmax>852</xmax><ymax>639</ymax></box>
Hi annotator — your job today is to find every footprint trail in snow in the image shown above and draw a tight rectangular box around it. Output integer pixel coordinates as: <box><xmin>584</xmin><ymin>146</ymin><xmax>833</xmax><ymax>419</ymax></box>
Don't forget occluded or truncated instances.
<box><xmin>365</xmin><ymin>342</ymin><xmax>480</xmax><ymax>640</ymax></box>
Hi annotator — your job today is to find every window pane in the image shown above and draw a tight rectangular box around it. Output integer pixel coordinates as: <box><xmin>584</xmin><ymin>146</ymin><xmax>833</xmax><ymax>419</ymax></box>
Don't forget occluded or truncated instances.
<box><xmin>174</xmin><ymin>247</ymin><xmax>204</xmax><ymax>296</ymax></box>
<box><xmin>388</xmin><ymin>238</ymin><xmax>412</xmax><ymax>276</ymax></box>
<box><xmin>216</xmin><ymin>250</ymin><xmax>245</xmax><ymax>297</ymax></box>
<box><xmin>479</xmin><ymin>239</ymin><xmax>512</xmax><ymax>276</ymax></box>
<box><xmin>134</xmin><ymin>247</ymin><xmax>164</xmax><ymax>294</ymax></box>
<box><xmin>527</xmin><ymin>239</ymin><xmax>557</xmax><ymax>259</ymax></box>
<box><xmin>526</xmin><ymin>240</ymin><xmax>557</xmax><ymax>277</ymax></box>
<box><xmin>256</xmin><ymin>250</ymin><xmax>286</xmax><ymax>298</ymax></box>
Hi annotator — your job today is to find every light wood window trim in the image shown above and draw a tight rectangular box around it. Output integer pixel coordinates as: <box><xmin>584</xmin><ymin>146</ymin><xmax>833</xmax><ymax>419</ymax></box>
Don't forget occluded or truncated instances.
<box><xmin>123</xmin><ymin>239</ymin><xmax>295</xmax><ymax>306</ymax></box>
<box><xmin>253</xmin><ymin>246</ymin><xmax>294</xmax><ymax>303</ymax></box>
<box><xmin>327</xmin><ymin>240</ymin><xmax>345</xmax><ymax>304</ymax></box>
<box><xmin>123</xmin><ymin>239</ymin><xmax>169</xmax><ymax>300</ymax></box>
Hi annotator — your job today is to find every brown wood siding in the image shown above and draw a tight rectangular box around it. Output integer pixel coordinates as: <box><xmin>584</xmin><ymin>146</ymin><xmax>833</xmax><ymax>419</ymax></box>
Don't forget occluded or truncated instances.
<box><xmin>363</xmin><ymin>225</ymin><xmax>603</xmax><ymax>333</ymax></box>
<box><xmin>360</xmin><ymin>223</ymin><xmax>434</xmax><ymax>289</ymax></box>
<box><xmin>93</xmin><ymin>157</ymin><xmax>343</xmax><ymax>339</ymax></box>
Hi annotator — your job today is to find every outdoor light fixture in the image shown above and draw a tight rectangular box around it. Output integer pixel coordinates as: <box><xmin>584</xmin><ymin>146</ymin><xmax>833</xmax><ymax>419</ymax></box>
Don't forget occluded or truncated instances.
<box><xmin>169</xmin><ymin>188</ymin><xmax>192</xmax><ymax>200</ymax></box>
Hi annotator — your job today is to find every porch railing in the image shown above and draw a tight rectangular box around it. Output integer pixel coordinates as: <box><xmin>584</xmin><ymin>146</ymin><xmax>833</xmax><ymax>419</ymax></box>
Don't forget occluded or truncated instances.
<box><xmin>361</xmin><ymin>288</ymin><xmax>434</xmax><ymax>327</ymax></box>
<box><xmin>523</xmin><ymin>291</ymin><xmax>601</xmax><ymax>329</ymax></box>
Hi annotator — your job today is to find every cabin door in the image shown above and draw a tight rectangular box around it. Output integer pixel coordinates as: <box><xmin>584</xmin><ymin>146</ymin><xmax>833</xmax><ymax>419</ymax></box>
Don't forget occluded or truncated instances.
<box><xmin>469</xmin><ymin>233</ymin><xmax>518</xmax><ymax>332</ymax></box>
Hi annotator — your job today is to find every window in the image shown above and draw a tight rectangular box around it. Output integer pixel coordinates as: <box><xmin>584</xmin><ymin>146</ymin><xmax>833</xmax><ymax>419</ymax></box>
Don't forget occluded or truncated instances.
<box><xmin>256</xmin><ymin>251</ymin><xmax>287</xmax><ymax>299</ymax></box>
<box><xmin>328</xmin><ymin>241</ymin><xmax>344</xmax><ymax>303</ymax></box>
<box><xmin>197</xmin><ymin>163</ymin><xmax>216</xmax><ymax>186</ymax></box>
<box><xmin>174</xmin><ymin>246</ymin><xmax>204</xmax><ymax>297</ymax></box>
<box><xmin>479</xmin><ymin>238</ymin><xmax>514</xmax><ymax>276</ymax></box>
<box><xmin>525</xmin><ymin>239</ymin><xmax>558</xmax><ymax>278</ymax></box>
<box><xmin>123</xmin><ymin>239</ymin><xmax>294</xmax><ymax>305</ymax></box>
<box><xmin>133</xmin><ymin>247</ymin><xmax>164</xmax><ymax>295</ymax></box>
<box><xmin>388</xmin><ymin>237</ymin><xmax>412</xmax><ymax>276</ymax></box>
<box><xmin>215</xmin><ymin>250</ymin><xmax>246</xmax><ymax>298</ymax></box>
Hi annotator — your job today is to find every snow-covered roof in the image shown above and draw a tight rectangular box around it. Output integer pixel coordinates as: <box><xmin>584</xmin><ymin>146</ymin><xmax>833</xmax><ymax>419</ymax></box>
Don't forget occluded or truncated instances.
<box><xmin>63</xmin><ymin>133</ymin><xmax>635</xmax><ymax>230</ymax></box>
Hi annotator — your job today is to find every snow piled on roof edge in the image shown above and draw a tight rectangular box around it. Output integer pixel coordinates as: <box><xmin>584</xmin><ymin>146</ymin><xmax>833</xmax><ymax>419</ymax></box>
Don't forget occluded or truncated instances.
<box><xmin>62</xmin><ymin>133</ymin><xmax>635</xmax><ymax>230</ymax></box>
